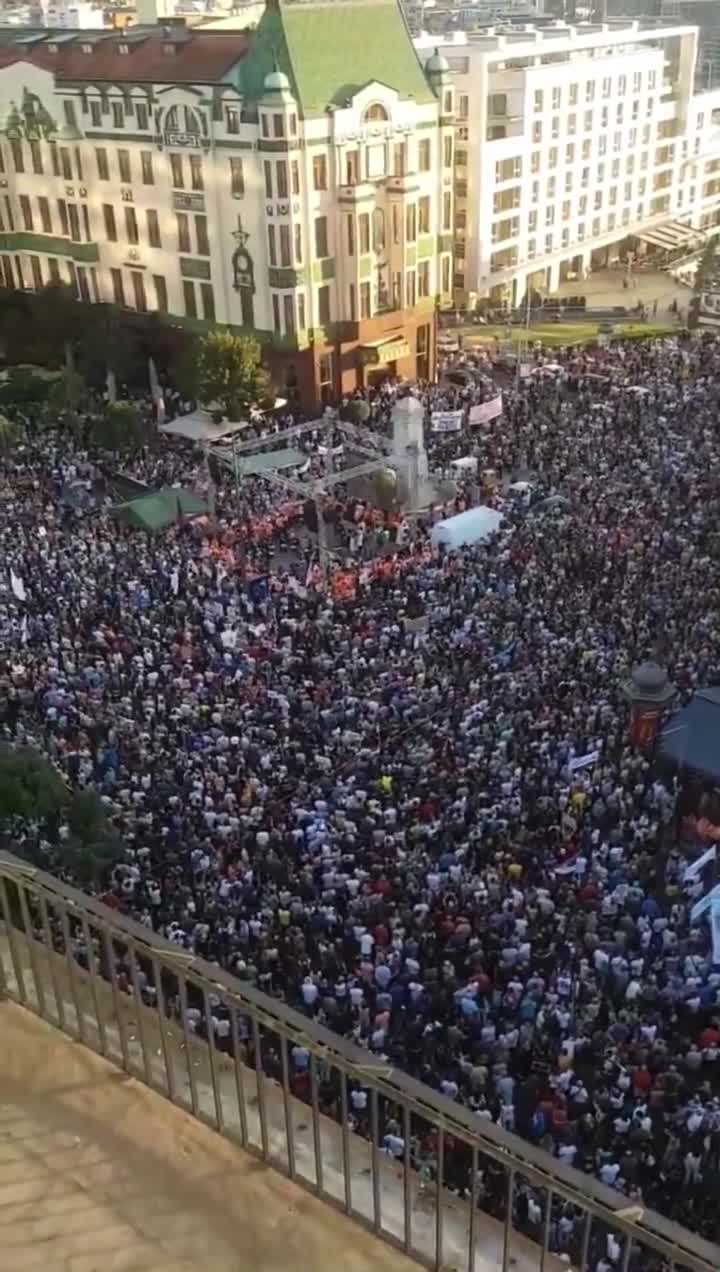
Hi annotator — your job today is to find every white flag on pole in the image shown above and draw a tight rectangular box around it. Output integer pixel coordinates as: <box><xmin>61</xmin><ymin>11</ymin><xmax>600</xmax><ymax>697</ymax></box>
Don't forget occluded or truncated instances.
<box><xmin>10</xmin><ymin>570</ymin><xmax>26</xmax><ymax>602</ymax></box>
<box><xmin>711</xmin><ymin>898</ymin><xmax>720</xmax><ymax>964</ymax></box>
<box><xmin>170</xmin><ymin>567</ymin><xmax>180</xmax><ymax>595</ymax></box>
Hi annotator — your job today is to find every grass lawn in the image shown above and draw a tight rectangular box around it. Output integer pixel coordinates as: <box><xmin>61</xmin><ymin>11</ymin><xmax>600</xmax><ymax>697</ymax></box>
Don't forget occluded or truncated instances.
<box><xmin>454</xmin><ymin>320</ymin><xmax>679</xmax><ymax>349</ymax></box>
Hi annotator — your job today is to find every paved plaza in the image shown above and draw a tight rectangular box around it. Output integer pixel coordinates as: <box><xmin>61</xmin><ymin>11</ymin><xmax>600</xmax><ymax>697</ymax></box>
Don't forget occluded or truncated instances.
<box><xmin>554</xmin><ymin>267</ymin><xmax>692</xmax><ymax>318</ymax></box>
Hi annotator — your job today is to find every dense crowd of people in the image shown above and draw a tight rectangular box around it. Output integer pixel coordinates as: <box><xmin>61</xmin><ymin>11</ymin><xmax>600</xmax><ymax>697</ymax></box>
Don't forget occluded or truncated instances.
<box><xmin>3</xmin><ymin>330</ymin><xmax>720</xmax><ymax>1269</ymax></box>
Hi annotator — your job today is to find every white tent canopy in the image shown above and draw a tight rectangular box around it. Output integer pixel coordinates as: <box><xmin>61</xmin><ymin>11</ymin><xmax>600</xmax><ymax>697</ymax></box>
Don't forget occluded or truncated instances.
<box><xmin>431</xmin><ymin>505</ymin><xmax>503</xmax><ymax>551</ymax></box>
<box><xmin>159</xmin><ymin>410</ymin><xmax>251</xmax><ymax>444</ymax></box>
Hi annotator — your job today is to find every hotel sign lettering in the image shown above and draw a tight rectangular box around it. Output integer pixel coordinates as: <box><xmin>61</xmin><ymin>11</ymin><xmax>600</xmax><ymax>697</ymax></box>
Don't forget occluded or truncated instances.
<box><xmin>164</xmin><ymin>130</ymin><xmax>202</xmax><ymax>149</ymax></box>
<box><xmin>335</xmin><ymin>121</ymin><xmax>413</xmax><ymax>145</ymax></box>
<box><xmin>173</xmin><ymin>192</ymin><xmax>205</xmax><ymax>212</ymax></box>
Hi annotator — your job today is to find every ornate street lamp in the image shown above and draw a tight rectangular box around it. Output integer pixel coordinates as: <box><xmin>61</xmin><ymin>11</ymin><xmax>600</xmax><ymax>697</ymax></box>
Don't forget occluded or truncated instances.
<box><xmin>622</xmin><ymin>659</ymin><xmax>677</xmax><ymax>749</ymax></box>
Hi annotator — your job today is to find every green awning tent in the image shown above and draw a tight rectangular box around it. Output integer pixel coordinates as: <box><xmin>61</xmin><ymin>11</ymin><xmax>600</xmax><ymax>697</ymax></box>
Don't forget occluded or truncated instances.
<box><xmin>111</xmin><ymin>487</ymin><xmax>209</xmax><ymax>533</ymax></box>
<box><xmin>214</xmin><ymin>446</ymin><xmax>307</xmax><ymax>477</ymax></box>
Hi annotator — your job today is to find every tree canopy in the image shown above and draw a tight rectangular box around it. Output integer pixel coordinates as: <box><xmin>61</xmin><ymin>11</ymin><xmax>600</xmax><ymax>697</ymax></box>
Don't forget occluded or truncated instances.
<box><xmin>194</xmin><ymin>330</ymin><xmax>270</xmax><ymax>420</ymax></box>
<box><xmin>0</xmin><ymin>745</ymin><xmax>121</xmax><ymax>888</ymax></box>
<box><xmin>90</xmin><ymin>401</ymin><xmax>148</xmax><ymax>453</ymax></box>
<box><xmin>0</xmin><ymin>745</ymin><xmax>67</xmax><ymax>823</ymax></box>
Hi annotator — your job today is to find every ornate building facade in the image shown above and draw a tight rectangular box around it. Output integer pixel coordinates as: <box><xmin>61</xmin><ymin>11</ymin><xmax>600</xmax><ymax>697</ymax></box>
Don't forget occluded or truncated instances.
<box><xmin>0</xmin><ymin>0</ymin><xmax>452</xmax><ymax>406</ymax></box>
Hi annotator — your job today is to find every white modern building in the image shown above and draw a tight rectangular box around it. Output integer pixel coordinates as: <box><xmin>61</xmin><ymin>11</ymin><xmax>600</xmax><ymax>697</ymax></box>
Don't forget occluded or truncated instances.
<box><xmin>417</xmin><ymin>20</ymin><xmax>720</xmax><ymax>305</ymax></box>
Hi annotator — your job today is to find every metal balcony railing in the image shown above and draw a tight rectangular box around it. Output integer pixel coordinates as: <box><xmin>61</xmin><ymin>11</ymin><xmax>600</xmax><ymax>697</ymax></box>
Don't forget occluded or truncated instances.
<box><xmin>0</xmin><ymin>850</ymin><xmax>718</xmax><ymax>1272</ymax></box>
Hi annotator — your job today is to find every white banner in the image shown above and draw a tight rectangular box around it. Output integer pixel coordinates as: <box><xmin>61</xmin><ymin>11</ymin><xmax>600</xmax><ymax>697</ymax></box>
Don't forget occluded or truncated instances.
<box><xmin>569</xmin><ymin>749</ymin><xmax>600</xmax><ymax>772</ymax></box>
<box><xmin>10</xmin><ymin>570</ymin><xmax>26</xmax><ymax>602</ymax></box>
<box><xmin>712</xmin><ymin>898</ymin><xmax>720</xmax><ymax>964</ymax></box>
<box><xmin>469</xmin><ymin>396</ymin><xmax>503</xmax><ymax>427</ymax></box>
<box><xmin>431</xmin><ymin>410</ymin><xmax>463</xmax><ymax>433</ymax></box>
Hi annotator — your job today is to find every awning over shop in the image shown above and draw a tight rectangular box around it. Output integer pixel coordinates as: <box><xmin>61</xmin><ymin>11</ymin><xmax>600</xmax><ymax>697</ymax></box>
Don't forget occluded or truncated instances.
<box><xmin>214</xmin><ymin>446</ymin><xmax>307</xmax><ymax>477</ymax></box>
<box><xmin>360</xmin><ymin>335</ymin><xmax>411</xmax><ymax>366</ymax></box>
<box><xmin>635</xmin><ymin>220</ymin><xmax>704</xmax><ymax>252</ymax></box>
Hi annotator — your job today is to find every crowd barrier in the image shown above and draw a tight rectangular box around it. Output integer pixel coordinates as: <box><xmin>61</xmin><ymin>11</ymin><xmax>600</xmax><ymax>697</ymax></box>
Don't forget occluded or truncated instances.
<box><xmin>0</xmin><ymin>850</ymin><xmax>718</xmax><ymax>1272</ymax></box>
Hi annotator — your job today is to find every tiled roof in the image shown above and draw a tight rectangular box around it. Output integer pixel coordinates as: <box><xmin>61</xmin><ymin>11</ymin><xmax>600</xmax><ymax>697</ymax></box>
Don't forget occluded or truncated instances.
<box><xmin>238</xmin><ymin>0</ymin><xmax>435</xmax><ymax>117</ymax></box>
<box><xmin>0</xmin><ymin>30</ymin><xmax>250</xmax><ymax>84</ymax></box>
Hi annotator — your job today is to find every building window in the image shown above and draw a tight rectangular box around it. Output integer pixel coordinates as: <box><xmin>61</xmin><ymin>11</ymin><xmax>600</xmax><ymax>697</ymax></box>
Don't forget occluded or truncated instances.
<box><xmin>170</xmin><ymin>154</ymin><xmax>184</xmax><ymax>189</ymax></box>
<box><xmin>318</xmin><ymin>352</ymin><xmax>333</xmax><ymax>405</ymax></box>
<box><xmin>267</xmin><ymin>224</ymin><xmax>276</xmax><ymax>266</ymax></box>
<box><xmin>360</xmin><ymin>280</ymin><xmax>371</xmax><ymax>318</ymax></box>
<box><xmin>314</xmin><ymin>215</ymin><xmax>328</xmax><ymax>257</ymax></box>
<box><xmin>345</xmin><ymin>150</ymin><xmax>359</xmax><ymax>185</ymax></box>
<box><xmin>38</xmin><ymin>197</ymin><xmax>51</xmax><ymax>233</ymax></box>
<box><xmin>176</xmin><ymin>212</ymin><xmax>190</xmax><ymax>254</ymax></box>
<box><xmin>349</xmin><ymin>283</ymin><xmax>356</xmax><ymax>320</ymax></box>
<box><xmin>189</xmin><ymin>155</ymin><xmax>203</xmax><ymax>191</ymax></box>
<box><xmin>532</xmin><ymin>122</ymin><xmax>542</xmax><ymax>144</ymax></box>
<box><xmin>313</xmin><ymin>154</ymin><xmax>327</xmax><ymax>190</ymax></box>
<box><xmin>406</xmin><ymin>269</ymin><xmax>416</xmax><ymax>307</ymax></box>
<box><xmin>118</xmin><ymin>149</ymin><xmax>131</xmax><ymax>184</ymax></box>
<box><xmin>195</xmin><ymin>215</ymin><xmax>209</xmax><ymax>256</ymax></box>
<box><xmin>63</xmin><ymin>99</ymin><xmax>77</xmax><ymax>128</ymax></box>
<box><xmin>282</xmin><ymin>292</ymin><xmax>295</xmax><ymax>334</ymax></box>
<box><xmin>406</xmin><ymin>203</ymin><xmax>416</xmax><ymax>242</ymax></box>
<box><xmin>146</xmin><ymin>209</ymin><xmax>161</xmax><ymax>248</ymax></box>
<box><xmin>112</xmin><ymin>101</ymin><xmax>124</xmax><ymax>128</ymax></box>
<box><xmin>138</xmin><ymin>151</ymin><xmax>153</xmax><ymax>185</ymax></box>
<box><xmin>103</xmin><ymin>203</ymin><xmax>117</xmax><ymax>242</ymax></box>
<box><xmin>294</xmin><ymin>223</ymin><xmax>302</xmax><ymax>263</ymax></box>
<box><xmin>359</xmin><ymin>212</ymin><xmax>370</xmax><ymax>254</ymax></box>
<box><xmin>417</xmin><ymin>260</ymin><xmax>430</xmax><ymax>298</ymax></box>
<box><xmin>56</xmin><ymin>199</ymin><xmax>67</xmax><ymax>236</ymax></box>
<box><xmin>131</xmin><ymin>271</ymin><xmax>147</xmax><ymax>312</ymax></box>
<box><xmin>346</xmin><ymin>213</ymin><xmax>355</xmax><ymax>256</ymax></box>
<box><xmin>153</xmin><ymin>274</ymin><xmax>168</xmax><ymax>312</ymax></box>
<box><xmin>272</xmin><ymin>294</ymin><xmax>281</xmax><ymax>332</ymax></box>
<box><xmin>136</xmin><ymin>102</ymin><xmax>149</xmax><ymax>130</ymax></box>
<box><xmin>29</xmin><ymin>141</ymin><xmax>42</xmax><ymax>175</ymax></box>
<box><xmin>47</xmin><ymin>258</ymin><xmax>60</xmax><ymax>284</ymax></box>
<box><xmin>291</xmin><ymin>160</ymin><xmax>300</xmax><ymax>195</ymax></box>
<box><xmin>125</xmin><ymin>206</ymin><xmax>138</xmax><ymax>245</ymax></box>
<box><xmin>90</xmin><ymin>100</ymin><xmax>102</xmax><ymax>127</ymax></box>
<box><xmin>111</xmin><ymin>267</ymin><xmax>124</xmax><ymax>306</ymax></box>
<box><xmin>280</xmin><ymin>224</ymin><xmax>291</xmax><ymax>267</ymax></box>
<box><xmin>418</xmin><ymin>196</ymin><xmax>430</xmax><ymax>234</ymax></box>
<box><xmin>443</xmin><ymin>136</ymin><xmax>452</xmax><ymax>167</ymax></box>
<box><xmin>443</xmin><ymin>191</ymin><xmax>451</xmax><ymax>231</ymax></box>
<box><xmin>201</xmin><ymin>283</ymin><xmax>215</xmax><ymax>322</ymax></box>
<box><xmin>226</xmin><ymin>107</ymin><xmax>240</xmax><ymax>135</ymax></box>
<box><xmin>419</xmin><ymin>138</ymin><xmax>431</xmax><ymax>171</ymax></box>
<box><xmin>372</xmin><ymin>208</ymin><xmax>385</xmax><ymax>252</ymax></box>
<box><xmin>277</xmin><ymin>160</ymin><xmax>288</xmax><ymax>199</ymax></box>
<box><xmin>264</xmin><ymin>161</ymin><xmax>273</xmax><ymax>199</ymax></box>
<box><xmin>183</xmin><ymin>280</ymin><xmax>197</xmax><ymax>319</ymax></box>
<box><xmin>441</xmin><ymin>256</ymin><xmax>450</xmax><ymax>295</ymax></box>
<box><xmin>19</xmin><ymin>195</ymin><xmax>33</xmax><ymax>232</ymax></box>
<box><xmin>317</xmin><ymin>285</ymin><xmax>330</xmax><ymax>325</ymax></box>
<box><xmin>10</xmin><ymin>140</ymin><xmax>23</xmax><ymax>173</ymax></box>
<box><xmin>298</xmin><ymin>293</ymin><xmax>305</xmax><ymax>331</ymax></box>
<box><xmin>534</xmin><ymin>89</ymin><xmax>543</xmax><ymax>112</ymax></box>
<box><xmin>230</xmin><ymin>157</ymin><xmax>244</xmax><ymax>197</ymax></box>
<box><xmin>96</xmin><ymin>148</ymin><xmax>109</xmax><ymax>181</ymax></box>
<box><xmin>29</xmin><ymin>255</ymin><xmax>42</xmax><ymax>290</ymax></box>
<box><xmin>273</xmin><ymin>113</ymin><xmax>284</xmax><ymax>138</ymax></box>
